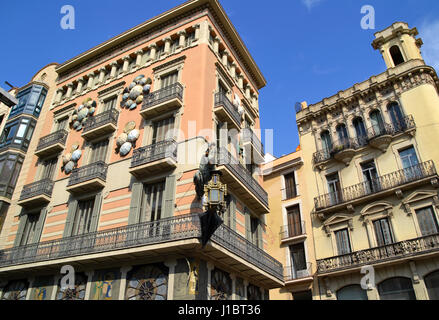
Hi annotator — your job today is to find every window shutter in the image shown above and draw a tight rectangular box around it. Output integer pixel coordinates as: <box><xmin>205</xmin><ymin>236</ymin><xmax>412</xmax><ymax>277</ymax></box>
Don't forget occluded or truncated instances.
<box><xmin>63</xmin><ymin>199</ymin><xmax>78</xmax><ymax>237</ymax></box>
<box><xmin>245</xmin><ymin>209</ymin><xmax>251</xmax><ymax>240</ymax></box>
<box><xmin>128</xmin><ymin>182</ymin><xmax>143</xmax><ymax>225</ymax></box>
<box><xmin>258</xmin><ymin>219</ymin><xmax>264</xmax><ymax>249</ymax></box>
<box><xmin>89</xmin><ymin>193</ymin><xmax>103</xmax><ymax>233</ymax></box>
<box><xmin>31</xmin><ymin>207</ymin><xmax>47</xmax><ymax>244</ymax></box>
<box><xmin>163</xmin><ymin>175</ymin><xmax>176</xmax><ymax>219</ymax></box>
<box><xmin>229</xmin><ymin>197</ymin><xmax>236</xmax><ymax>231</ymax></box>
<box><xmin>14</xmin><ymin>209</ymin><xmax>27</xmax><ymax>247</ymax></box>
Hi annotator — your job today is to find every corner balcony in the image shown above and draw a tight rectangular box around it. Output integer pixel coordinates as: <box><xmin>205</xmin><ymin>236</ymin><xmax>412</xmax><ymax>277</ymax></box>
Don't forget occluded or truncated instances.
<box><xmin>66</xmin><ymin>161</ymin><xmax>108</xmax><ymax>194</ymax></box>
<box><xmin>284</xmin><ymin>263</ymin><xmax>313</xmax><ymax>285</ymax></box>
<box><xmin>214</xmin><ymin>92</ymin><xmax>242</xmax><ymax>130</ymax></box>
<box><xmin>242</xmin><ymin>128</ymin><xmax>265</xmax><ymax>164</ymax></box>
<box><xmin>217</xmin><ymin>148</ymin><xmax>269</xmax><ymax>215</ymax></box>
<box><xmin>280</xmin><ymin>221</ymin><xmax>307</xmax><ymax>245</ymax></box>
<box><xmin>129</xmin><ymin>140</ymin><xmax>178</xmax><ymax>178</ymax></box>
<box><xmin>82</xmin><ymin>109</ymin><xmax>119</xmax><ymax>141</ymax></box>
<box><xmin>17</xmin><ymin>179</ymin><xmax>54</xmax><ymax>208</ymax></box>
<box><xmin>317</xmin><ymin>233</ymin><xmax>439</xmax><ymax>275</ymax></box>
<box><xmin>314</xmin><ymin>160</ymin><xmax>438</xmax><ymax>215</ymax></box>
<box><xmin>0</xmin><ymin>214</ymin><xmax>284</xmax><ymax>289</ymax></box>
<box><xmin>313</xmin><ymin>138</ymin><xmax>359</xmax><ymax>167</ymax></box>
<box><xmin>35</xmin><ymin>130</ymin><xmax>68</xmax><ymax>158</ymax></box>
<box><xmin>140</xmin><ymin>83</ymin><xmax>184</xmax><ymax>119</ymax></box>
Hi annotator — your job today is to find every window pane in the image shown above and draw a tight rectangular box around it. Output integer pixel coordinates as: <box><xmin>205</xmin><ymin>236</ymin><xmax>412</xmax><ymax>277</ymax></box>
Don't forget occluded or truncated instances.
<box><xmin>416</xmin><ymin>207</ymin><xmax>439</xmax><ymax>236</ymax></box>
<box><xmin>335</xmin><ymin>229</ymin><xmax>351</xmax><ymax>255</ymax></box>
<box><xmin>378</xmin><ymin>278</ymin><xmax>416</xmax><ymax>300</ymax></box>
<box><xmin>337</xmin><ymin>285</ymin><xmax>368</xmax><ymax>300</ymax></box>
<box><xmin>425</xmin><ymin>271</ymin><xmax>439</xmax><ymax>300</ymax></box>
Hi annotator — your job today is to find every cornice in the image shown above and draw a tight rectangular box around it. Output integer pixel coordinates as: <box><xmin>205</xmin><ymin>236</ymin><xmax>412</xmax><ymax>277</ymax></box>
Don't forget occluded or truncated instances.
<box><xmin>153</xmin><ymin>55</ymin><xmax>186</xmax><ymax>72</ymax></box>
<box><xmin>98</xmin><ymin>81</ymin><xmax>126</xmax><ymax>96</ymax></box>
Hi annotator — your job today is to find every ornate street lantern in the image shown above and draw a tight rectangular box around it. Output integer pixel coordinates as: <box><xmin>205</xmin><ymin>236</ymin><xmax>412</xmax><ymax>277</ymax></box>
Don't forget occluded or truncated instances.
<box><xmin>203</xmin><ymin>171</ymin><xmax>227</xmax><ymax>214</ymax></box>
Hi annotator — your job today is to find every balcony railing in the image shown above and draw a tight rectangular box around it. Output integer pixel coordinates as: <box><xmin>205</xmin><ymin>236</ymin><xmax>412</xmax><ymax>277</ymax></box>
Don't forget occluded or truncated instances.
<box><xmin>315</xmin><ymin>160</ymin><xmax>437</xmax><ymax>211</ymax></box>
<box><xmin>0</xmin><ymin>214</ymin><xmax>283</xmax><ymax>281</ymax></box>
<box><xmin>217</xmin><ymin>148</ymin><xmax>269</xmax><ymax>209</ymax></box>
<box><xmin>131</xmin><ymin>139</ymin><xmax>178</xmax><ymax>168</ymax></box>
<box><xmin>317</xmin><ymin>233</ymin><xmax>439</xmax><ymax>274</ymax></box>
<box><xmin>36</xmin><ymin>130</ymin><xmax>68</xmax><ymax>153</ymax></box>
<box><xmin>281</xmin><ymin>187</ymin><xmax>298</xmax><ymax>201</ymax></box>
<box><xmin>280</xmin><ymin>221</ymin><xmax>306</xmax><ymax>241</ymax></box>
<box><xmin>214</xmin><ymin>92</ymin><xmax>242</xmax><ymax>127</ymax></box>
<box><xmin>142</xmin><ymin>83</ymin><xmax>184</xmax><ymax>111</ymax></box>
<box><xmin>284</xmin><ymin>262</ymin><xmax>313</xmax><ymax>281</ymax></box>
<box><xmin>83</xmin><ymin>109</ymin><xmax>119</xmax><ymax>134</ymax></box>
<box><xmin>242</xmin><ymin>128</ymin><xmax>265</xmax><ymax>157</ymax></box>
<box><xmin>19</xmin><ymin>179</ymin><xmax>54</xmax><ymax>201</ymax></box>
<box><xmin>313</xmin><ymin>115</ymin><xmax>416</xmax><ymax>165</ymax></box>
<box><xmin>67</xmin><ymin>161</ymin><xmax>108</xmax><ymax>187</ymax></box>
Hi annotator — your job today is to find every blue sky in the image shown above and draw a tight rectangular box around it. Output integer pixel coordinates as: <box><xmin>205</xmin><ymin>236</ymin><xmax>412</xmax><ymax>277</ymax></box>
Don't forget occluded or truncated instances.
<box><xmin>1</xmin><ymin>0</ymin><xmax>438</xmax><ymax>158</ymax></box>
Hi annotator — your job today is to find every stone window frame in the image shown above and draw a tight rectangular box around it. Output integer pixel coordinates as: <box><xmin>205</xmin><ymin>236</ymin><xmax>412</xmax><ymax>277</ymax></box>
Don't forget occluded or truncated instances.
<box><xmin>152</xmin><ymin>58</ymin><xmax>185</xmax><ymax>90</ymax></box>
<box><xmin>83</xmin><ymin>133</ymin><xmax>114</xmax><ymax>166</ymax></box>
<box><xmin>360</xmin><ymin>201</ymin><xmax>398</xmax><ymax>248</ymax></box>
<box><xmin>142</xmin><ymin>109</ymin><xmax>181</xmax><ymax>147</ymax></box>
<box><xmin>97</xmin><ymin>83</ymin><xmax>125</xmax><ymax>114</ymax></box>
<box><xmin>391</xmin><ymin>140</ymin><xmax>422</xmax><ymax>171</ymax></box>
<box><xmin>322</xmin><ymin>213</ymin><xmax>355</xmax><ymax>257</ymax></box>
<box><xmin>353</xmin><ymin>155</ymin><xmax>382</xmax><ymax>188</ymax></box>
<box><xmin>280</xmin><ymin>167</ymin><xmax>300</xmax><ymax>202</ymax></box>
<box><xmin>402</xmin><ymin>190</ymin><xmax>439</xmax><ymax>238</ymax></box>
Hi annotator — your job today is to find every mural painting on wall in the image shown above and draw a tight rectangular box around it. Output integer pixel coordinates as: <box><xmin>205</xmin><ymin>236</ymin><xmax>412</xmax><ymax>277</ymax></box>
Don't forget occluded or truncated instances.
<box><xmin>247</xmin><ymin>284</ymin><xmax>261</xmax><ymax>301</ymax></box>
<box><xmin>69</xmin><ymin>98</ymin><xmax>97</xmax><ymax>131</ymax></box>
<box><xmin>30</xmin><ymin>276</ymin><xmax>54</xmax><ymax>300</ymax></box>
<box><xmin>61</xmin><ymin>142</ymin><xmax>82</xmax><ymax>174</ymax></box>
<box><xmin>188</xmin><ymin>259</ymin><xmax>200</xmax><ymax>295</ymax></box>
<box><xmin>91</xmin><ymin>269</ymin><xmax>120</xmax><ymax>300</ymax></box>
<box><xmin>56</xmin><ymin>273</ymin><xmax>87</xmax><ymax>300</ymax></box>
<box><xmin>211</xmin><ymin>268</ymin><xmax>232</xmax><ymax>300</ymax></box>
<box><xmin>1</xmin><ymin>280</ymin><xmax>28</xmax><ymax>300</ymax></box>
<box><xmin>121</xmin><ymin>75</ymin><xmax>152</xmax><ymax>110</ymax></box>
<box><xmin>125</xmin><ymin>264</ymin><xmax>168</xmax><ymax>300</ymax></box>
<box><xmin>115</xmin><ymin>121</ymin><xmax>140</xmax><ymax>156</ymax></box>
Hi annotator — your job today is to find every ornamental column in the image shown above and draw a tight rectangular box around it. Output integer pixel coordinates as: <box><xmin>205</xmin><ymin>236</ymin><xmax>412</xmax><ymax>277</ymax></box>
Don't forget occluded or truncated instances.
<box><xmin>230</xmin><ymin>62</ymin><xmax>236</xmax><ymax>78</ymax></box>
<box><xmin>122</xmin><ymin>55</ymin><xmax>130</xmax><ymax>73</ymax></box>
<box><xmin>177</xmin><ymin>30</ymin><xmax>186</xmax><ymax>48</ymax></box>
<box><xmin>213</xmin><ymin>37</ymin><xmax>220</xmax><ymax>54</ymax></box>
<box><xmin>66</xmin><ymin>83</ymin><xmax>73</xmax><ymax>99</ymax></box>
<box><xmin>164</xmin><ymin>259</ymin><xmax>178</xmax><ymax>300</ymax></box>
<box><xmin>243</xmin><ymin>280</ymin><xmax>249</xmax><ymax>300</ymax></box>
<box><xmin>148</xmin><ymin>44</ymin><xmax>157</xmax><ymax>62</ymax></box>
<box><xmin>193</xmin><ymin>23</ymin><xmax>201</xmax><ymax>42</ymax></box>
<box><xmin>25</xmin><ymin>277</ymin><xmax>35</xmax><ymax>300</ymax></box>
<box><xmin>230</xmin><ymin>273</ymin><xmax>237</xmax><ymax>300</ymax></box>
<box><xmin>55</xmin><ymin>88</ymin><xmax>63</xmax><ymax>103</ymax></box>
<box><xmin>222</xmin><ymin>50</ymin><xmax>229</xmax><ymax>67</ymax></box>
<box><xmin>164</xmin><ymin>37</ymin><xmax>172</xmax><ymax>55</ymax></box>
<box><xmin>238</xmin><ymin>74</ymin><xmax>244</xmax><ymax>89</ymax></box>
<box><xmin>98</xmin><ymin>68</ymin><xmax>106</xmax><ymax>84</ymax></box>
<box><xmin>245</xmin><ymin>85</ymin><xmax>251</xmax><ymax>100</ymax></box>
<box><xmin>118</xmin><ymin>266</ymin><xmax>132</xmax><ymax>300</ymax></box>
<box><xmin>135</xmin><ymin>50</ymin><xmax>144</xmax><ymax>67</ymax></box>
<box><xmin>76</xmin><ymin>77</ymin><xmax>84</xmax><ymax>94</ymax></box>
<box><xmin>87</xmin><ymin>73</ymin><xmax>94</xmax><ymax>89</ymax></box>
<box><xmin>110</xmin><ymin>62</ymin><xmax>118</xmax><ymax>79</ymax></box>
<box><xmin>84</xmin><ymin>270</ymin><xmax>94</xmax><ymax>300</ymax></box>
<box><xmin>206</xmin><ymin>262</ymin><xmax>214</xmax><ymax>300</ymax></box>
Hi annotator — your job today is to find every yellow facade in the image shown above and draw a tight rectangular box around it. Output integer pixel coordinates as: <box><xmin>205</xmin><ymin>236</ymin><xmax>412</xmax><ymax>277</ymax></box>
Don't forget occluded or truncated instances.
<box><xmin>296</xmin><ymin>22</ymin><xmax>439</xmax><ymax>300</ymax></box>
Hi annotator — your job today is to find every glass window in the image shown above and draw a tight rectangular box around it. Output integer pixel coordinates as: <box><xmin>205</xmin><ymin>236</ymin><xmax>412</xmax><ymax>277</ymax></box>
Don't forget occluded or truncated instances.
<box><xmin>353</xmin><ymin>117</ymin><xmax>367</xmax><ymax>145</ymax></box>
<box><xmin>370</xmin><ymin>110</ymin><xmax>385</xmax><ymax>136</ymax></box>
<box><xmin>373</xmin><ymin>218</ymin><xmax>394</xmax><ymax>246</ymax></box>
<box><xmin>378</xmin><ymin>277</ymin><xmax>416</xmax><ymax>300</ymax></box>
<box><xmin>152</xmin><ymin>117</ymin><xmax>175</xmax><ymax>145</ymax></box>
<box><xmin>337</xmin><ymin>285</ymin><xmax>368</xmax><ymax>300</ymax></box>
<box><xmin>415</xmin><ymin>207</ymin><xmax>439</xmax><ymax>236</ymax></box>
<box><xmin>15</xmin><ymin>122</ymin><xmax>28</xmax><ymax>138</ymax></box>
<box><xmin>284</xmin><ymin>172</ymin><xmax>297</xmax><ymax>200</ymax></box>
<box><xmin>361</xmin><ymin>161</ymin><xmax>380</xmax><ymax>194</ymax></box>
<box><xmin>327</xmin><ymin>172</ymin><xmax>341</xmax><ymax>206</ymax></box>
<box><xmin>139</xmin><ymin>181</ymin><xmax>165</xmax><ymax>223</ymax></box>
<box><xmin>89</xmin><ymin>139</ymin><xmax>109</xmax><ymax>164</ymax></box>
<box><xmin>161</xmin><ymin>71</ymin><xmax>178</xmax><ymax>89</ymax></box>
<box><xmin>286</xmin><ymin>205</ymin><xmax>302</xmax><ymax>237</ymax></box>
<box><xmin>399</xmin><ymin>147</ymin><xmax>419</xmax><ymax>169</ymax></box>
<box><xmin>425</xmin><ymin>270</ymin><xmax>439</xmax><ymax>300</ymax></box>
<box><xmin>335</xmin><ymin>228</ymin><xmax>351</xmax><ymax>255</ymax></box>
<box><xmin>41</xmin><ymin>157</ymin><xmax>58</xmax><ymax>180</ymax></box>
<box><xmin>186</xmin><ymin>31</ymin><xmax>195</xmax><ymax>46</ymax></box>
<box><xmin>320</xmin><ymin>131</ymin><xmax>332</xmax><ymax>152</ymax></box>
<box><xmin>388</xmin><ymin>102</ymin><xmax>405</xmax><ymax>129</ymax></box>
<box><xmin>336</xmin><ymin>124</ymin><xmax>349</xmax><ymax>142</ymax></box>
<box><xmin>289</xmin><ymin>243</ymin><xmax>307</xmax><ymax>275</ymax></box>
<box><xmin>72</xmin><ymin>198</ymin><xmax>95</xmax><ymax>236</ymax></box>
<box><xmin>103</xmin><ymin>97</ymin><xmax>117</xmax><ymax>112</ymax></box>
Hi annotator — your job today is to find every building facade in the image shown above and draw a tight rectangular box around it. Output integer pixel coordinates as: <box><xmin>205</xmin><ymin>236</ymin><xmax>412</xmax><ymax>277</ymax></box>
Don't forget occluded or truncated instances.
<box><xmin>0</xmin><ymin>0</ymin><xmax>283</xmax><ymax>300</ymax></box>
<box><xmin>297</xmin><ymin>22</ymin><xmax>439</xmax><ymax>300</ymax></box>
<box><xmin>263</xmin><ymin>148</ymin><xmax>317</xmax><ymax>300</ymax></box>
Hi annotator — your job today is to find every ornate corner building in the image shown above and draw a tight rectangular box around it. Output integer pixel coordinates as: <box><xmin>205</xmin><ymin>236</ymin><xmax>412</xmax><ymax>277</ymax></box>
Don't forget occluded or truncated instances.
<box><xmin>297</xmin><ymin>22</ymin><xmax>439</xmax><ymax>300</ymax></box>
<box><xmin>0</xmin><ymin>0</ymin><xmax>284</xmax><ymax>300</ymax></box>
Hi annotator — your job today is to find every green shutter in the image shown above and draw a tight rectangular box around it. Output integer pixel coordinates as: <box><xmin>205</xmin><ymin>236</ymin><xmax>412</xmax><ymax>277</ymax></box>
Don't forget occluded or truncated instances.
<box><xmin>163</xmin><ymin>175</ymin><xmax>176</xmax><ymax>218</ymax></box>
<box><xmin>128</xmin><ymin>182</ymin><xmax>143</xmax><ymax>225</ymax></box>
<box><xmin>31</xmin><ymin>207</ymin><xmax>48</xmax><ymax>244</ymax></box>
<box><xmin>230</xmin><ymin>197</ymin><xmax>236</xmax><ymax>231</ymax></box>
<box><xmin>14</xmin><ymin>209</ymin><xmax>27</xmax><ymax>247</ymax></box>
<box><xmin>245</xmin><ymin>209</ymin><xmax>251</xmax><ymax>240</ymax></box>
<box><xmin>63</xmin><ymin>199</ymin><xmax>78</xmax><ymax>237</ymax></box>
<box><xmin>89</xmin><ymin>193</ymin><xmax>103</xmax><ymax>232</ymax></box>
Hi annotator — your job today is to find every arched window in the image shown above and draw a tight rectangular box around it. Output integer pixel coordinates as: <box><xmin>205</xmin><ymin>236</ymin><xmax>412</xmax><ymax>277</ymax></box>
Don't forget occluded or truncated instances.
<box><xmin>425</xmin><ymin>270</ymin><xmax>439</xmax><ymax>300</ymax></box>
<box><xmin>336</xmin><ymin>285</ymin><xmax>368</xmax><ymax>300</ymax></box>
<box><xmin>387</xmin><ymin>102</ymin><xmax>405</xmax><ymax>131</ymax></box>
<box><xmin>390</xmin><ymin>45</ymin><xmax>405</xmax><ymax>67</ymax></box>
<box><xmin>353</xmin><ymin>117</ymin><xmax>367</xmax><ymax>146</ymax></box>
<box><xmin>370</xmin><ymin>110</ymin><xmax>385</xmax><ymax>136</ymax></box>
<box><xmin>320</xmin><ymin>130</ymin><xmax>332</xmax><ymax>152</ymax></box>
<box><xmin>336</xmin><ymin>124</ymin><xmax>349</xmax><ymax>142</ymax></box>
<box><xmin>378</xmin><ymin>277</ymin><xmax>416</xmax><ymax>300</ymax></box>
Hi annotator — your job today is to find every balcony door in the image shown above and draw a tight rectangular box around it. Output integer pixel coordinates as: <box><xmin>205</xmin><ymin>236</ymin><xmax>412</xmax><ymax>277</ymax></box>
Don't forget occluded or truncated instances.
<box><xmin>370</xmin><ymin>110</ymin><xmax>385</xmax><ymax>136</ymax></box>
<box><xmin>415</xmin><ymin>207</ymin><xmax>439</xmax><ymax>236</ymax></box>
<box><xmin>283</xmin><ymin>172</ymin><xmax>297</xmax><ymax>200</ymax></box>
<box><xmin>361</xmin><ymin>161</ymin><xmax>380</xmax><ymax>195</ymax></box>
<box><xmin>388</xmin><ymin>102</ymin><xmax>405</xmax><ymax>131</ymax></box>
<box><xmin>55</xmin><ymin>117</ymin><xmax>68</xmax><ymax>132</ymax></box>
<box><xmin>336</xmin><ymin>124</ymin><xmax>349</xmax><ymax>144</ymax></box>
<box><xmin>289</xmin><ymin>243</ymin><xmax>307</xmax><ymax>279</ymax></box>
<box><xmin>286</xmin><ymin>205</ymin><xmax>302</xmax><ymax>238</ymax></box>
<box><xmin>399</xmin><ymin>147</ymin><xmax>420</xmax><ymax>181</ymax></box>
<box><xmin>72</xmin><ymin>198</ymin><xmax>95</xmax><ymax>236</ymax></box>
<box><xmin>161</xmin><ymin>71</ymin><xmax>178</xmax><ymax>89</ymax></box>
<box><xmin>102</xmin><ymin>96</ymin><xmax>117</xmax><ymax>112</ymax></box>
<box><xmin>152</xmin><ymin>117</ymin><xmax>175</xmax><ymax>145</ymax></box>
<box><xmin>327</xmin><ymin>173</ymin><xmax>341</xmax><ymax>206</ymax></box>
<box><xmin>353</xmin><ymin>117</ymin><xmax>367</xmax><ymax>146</ymax></box>
<box><xmin>335</xmin><ymin>228</ymin><xmax>352</xmax><ymax>266</ymax></box>
<box><xmin>19</xmin><ymin>213</ymin><xmax>40</xmax><ymax>246</ymax></box>
<box><xmin>89</xmin><ymin>139</ymin><xmax>109</xmax><ymax>164</ymax></box>
<box><xmin>41</xmin><ymin>157</ymin><xmax>58</xmax><ymax>180</ymax></box>
<box><xmin>320</xmin><ymin>131</ymin><xmax>332</xmax><ymax>156</ymax></box>
<box><xmin>139</xmin><ymin>181</ymin><xmax>165</xmax><ymax>224</ymax></box>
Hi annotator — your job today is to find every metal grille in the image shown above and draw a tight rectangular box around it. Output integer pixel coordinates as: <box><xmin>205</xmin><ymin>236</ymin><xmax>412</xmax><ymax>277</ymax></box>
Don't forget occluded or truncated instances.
<box><xmin>214</xmin><ymin>92</ymin><xmax>242</xmax><ymax>126</ymax></box>
<box><xmin>67</xmin><ymin>161</ymin><xmax>108</xmax><ymax>187</ymax></box>
<box><xmin>19</xmin><ymin>179</ymin><xmax>54</xmax><ymax>201</ymax></box>
<box><xmin>36</xmin><ymin>130</ymin><xmax>68</xmax><ymax>152</ymax></box>
<box><xmin>242</xmin><ymin>128</ymin><xmax>265</xmax><ymax>157</ymax></box>
<box><xmin>142</xmin><ymin>83</ymin><xmax>183</xmax><ymax>111</ymax></box>
<box><xmin>131</xmin><ymin>139</ymin><xmax>178</xmax><ymax>168</ymax></box>
<box><xmin>83</xmin><ymin>109</ymin><xmax>119</xmax><ymax>133</ymax></box>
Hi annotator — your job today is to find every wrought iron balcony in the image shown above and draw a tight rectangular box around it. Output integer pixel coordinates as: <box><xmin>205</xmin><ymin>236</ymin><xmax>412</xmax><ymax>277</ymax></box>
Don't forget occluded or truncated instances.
<box><xmin>129</xmin><ymin>139</ymin><xmax>178</xmax><ymax>178</ymax></box>
<box><xmin>315</xmin><ymin>160</ymin><xmax>437</xmax><ymax>212</ymax></box>
<box><xmin>214</xmin><ymin>92</ymin><xmax>242</xmax><ymax>130</ymax></box>
<box><xmin>217</xmin><ymin>147</ymin><xmax>269</xmax><ymax>214</ymax></box>
<box><xmin>281</xmin><ymin>187</ymin><xmax>298</xmax><ymax>201</ymax></box>
<box><xmin>280</xmin><ymin>221</ymin><xmax>306</xmax><ymax>242</ymax></box>
<box><xmin>317</xmin><ymin>233</ymin><xmax>439</xmax><ymax>275</ymax></box>
<box><xmin>35</xmin><ymin>130</ymin><xmax>68</xmax><ymax>158</ymax></box>
<box><xmin>140</xmin><ymin>83</ymin><xmax>184</xmax><ymax>119</ymax></box>
<box><xmin>313</xmin><ymin>138</ymin><xmax>359</xmax><ymax>165</ymax></box>
<box><xmin>284</xmin><ymin>263</ymin><xmax>313</xmax><ymax>282</ymax></box>
<box><xmin>0</xmin><ymin>214</ymin><xmax>284</xmax><ymax>284</ymax></box>
<box><xmin>242</xmin><ymin>128</ymin><xmax>265</xmax><ymax>163</ymax></box>
<box><xmin>82</xmin><ymin>109</ymin><xmax>119</xmax><ymax>141</ymax></box>
<box><xmin>17</xmin><ymin>179</ymin><xmax>54</xmax><ymax>208</ymax></box>
<box><xmin>66</xmin><ymin>161</ymin><xmax>108</xmax><ymax>194</ymax></box>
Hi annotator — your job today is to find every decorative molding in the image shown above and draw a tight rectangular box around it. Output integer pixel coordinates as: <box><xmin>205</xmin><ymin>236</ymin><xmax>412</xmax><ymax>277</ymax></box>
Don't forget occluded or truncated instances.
<box><xmin>153</xmin><ymin>55</ymin><xmax>186</xmax><ymax>72</ymax></box>
<box><xmin>98</xmin><ymin>81</ymin><xmax>126</xmax><ymax>96</ymax></box>
<box><xmin>53</xmin><ymin>103</ymin><xmax>77</xmax><ymax>116</ymax></box>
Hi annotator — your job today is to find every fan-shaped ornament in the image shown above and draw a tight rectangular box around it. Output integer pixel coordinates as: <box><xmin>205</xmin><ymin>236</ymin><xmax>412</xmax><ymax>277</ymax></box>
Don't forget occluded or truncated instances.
<box><xmin>116</xmin><ymin>133</ymin><xmax>128</xmax><ymax>147</ymax></box>
<box><xmin>69</xmin><ymin>98</ymin><xmax>97</xmax><ymax>131</ymax></box>
<box><xmin>64</xmin><ymin>161</ymin><xmax>75</xmax><ymax>174</ymax></box>
<box><xmin>120</xmin><ymin>142</ymin><xmax>132</xmax><ymax>156</ymax></box>
<box><xmin>71</xmin><ymin>149</ymin><xmax>82</xmax><ymax>162</ymax></box>
<box><xmin>127</xmin><ymin>129</ymin><xmax>140</xmax><ymax>142</ymax></box>
<box><xmin>121</xmin><ymin>75</ymin><xmax>152</xmax><ymax>110</ymax></box>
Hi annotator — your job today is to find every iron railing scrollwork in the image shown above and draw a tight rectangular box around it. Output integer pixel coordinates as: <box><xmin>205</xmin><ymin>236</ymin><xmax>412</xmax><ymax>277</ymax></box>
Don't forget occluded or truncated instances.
<box><xmin>130</xmin><ymin>139</ymin><xmax>178</xmax><ymax>168</ymax></box>
<box><xmin>0</xmin><ymin>214</ymin><xmax>284</xmax><ymax>281</ymax></box>
<box><xmin>284</xmin><ymin>262</ymin><xmax>313</xmax><ymax>281</ymax></box>
<box><xmin>19</xmin><ymin>179</ymin><xmax>54</xmax><ymax>201</ymax></box>
<box><xmin>83</xmin><ymin>109</ymin><xmax>119</xmax><ymax>133</ymax></box>
<box><xmin>317</xmin><ymin>233</ymin><xmax>439</xmax><ymax>274</ymax></box>
<box><xmin>67</xmin><ymin>161</ymin><xmax>108</xmax><ymax>187</ymax></box>
<box><xmin>142</xmin><ymin>83</ymin><xmax>184</xmax><ymax>111</ymax></box>
<box><xmin>313</xmin><ymin>138</ymin><xmax>359</xmax><ymax>164</ymax></box>
<box><xmin>314</xmin><ymin>160</ymin><xmax>437</xmax><ymax>210</ymax></box>
<box><xmin>36</xmin><ymin>130</ymin><xmax>68</xmax><ymax>152</ymax></box>
<box><xmin>217</xmin><ymin>147</ymin><xmax>269</xmax><ymax>208</ymax></box>
<box><xmin>214</xmin><ymin>92</ymin><xmax>242</xmax><ymax>126</ymax></box>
